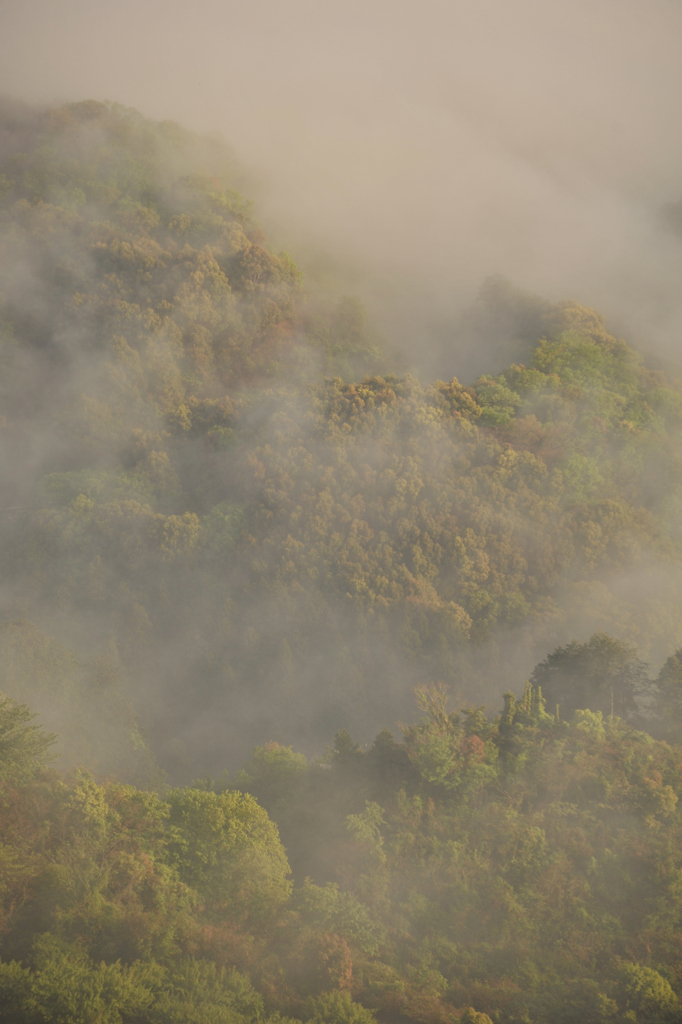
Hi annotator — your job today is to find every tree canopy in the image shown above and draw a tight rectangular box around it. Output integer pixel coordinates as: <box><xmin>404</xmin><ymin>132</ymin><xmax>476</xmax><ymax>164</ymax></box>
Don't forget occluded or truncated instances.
<box><xmin>0</xmin><ymin>682</ymin><xmax>680</xmax><ymax>1023</ymax></box>
<box><xmin>3</xmin><ymin>101</ymin><xmax>682</xmax><ymax>776</ymax></box>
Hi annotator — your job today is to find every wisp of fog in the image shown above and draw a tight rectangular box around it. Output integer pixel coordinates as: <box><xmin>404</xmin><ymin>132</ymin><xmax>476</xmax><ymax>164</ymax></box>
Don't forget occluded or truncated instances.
<box><xmin>0</xmin><ymin>1</ymin><xmax>681</xmax><ymax>783</ymax></box>
<box><xmin>1</xmin><ymin>0</ymin><xmax>682</xmax><ymax>377</ymax></box>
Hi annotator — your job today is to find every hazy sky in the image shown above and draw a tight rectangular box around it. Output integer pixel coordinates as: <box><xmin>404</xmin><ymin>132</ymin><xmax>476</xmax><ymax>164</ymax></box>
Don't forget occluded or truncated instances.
<box><xmin>1</xmin><ymin>0</ymin><xmax>682</xmax><ymax>365</ymax></box>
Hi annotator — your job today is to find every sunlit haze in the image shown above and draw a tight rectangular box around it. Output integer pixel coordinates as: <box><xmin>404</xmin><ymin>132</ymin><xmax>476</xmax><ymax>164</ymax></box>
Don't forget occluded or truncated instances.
<box><xmin>2</xmin><ymin>0</ymin><xmax>682</xmax><ymax>368</ymax></box>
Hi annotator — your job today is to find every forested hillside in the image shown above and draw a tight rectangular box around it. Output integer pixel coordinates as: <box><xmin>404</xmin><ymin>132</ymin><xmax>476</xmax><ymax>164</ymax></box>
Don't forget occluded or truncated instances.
<box><xmin>2</xmin><ymin>101</ymin><xmax>682</xmax><ymax>778</ymax></box>
<box><xmin>3</xmin><ymin>97</ymin><xmax>682</xmax><ymax>1024</ymax></box>
<box><xmin>1</xmin><ymin>682</ymin><xmax>682</xmax><ymax>1024</ymax></box>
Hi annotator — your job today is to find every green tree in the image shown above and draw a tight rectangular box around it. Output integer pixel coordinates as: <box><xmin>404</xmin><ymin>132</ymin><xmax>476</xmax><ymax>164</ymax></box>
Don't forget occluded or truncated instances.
<box><xmin>304</xmin><ymin>990</ymin><xmax>375</xmax><ymax>1024</ymax></box>
<box><xmin>616</xmin><ymin>961</ymin><xmax>677</xmax><ymax>1021</ymax></box>
<box><xmin>653</xmin><ymin>648</ymin><xmax>682</xmax><ymax>739</ymax></box>
<box><xmin>530</xmin><ymin>633</ymin><xmax>649</xmax><ymax>722</ymax></box>
<box><xmin>0</xmin><ymin>693</ymin><xmax>55</xmax><ymax>784</ymax></box>
<box><xmin>165</xmin><ymin>788</ymin><xmax>292</xmax><ymax>921</ymax></box>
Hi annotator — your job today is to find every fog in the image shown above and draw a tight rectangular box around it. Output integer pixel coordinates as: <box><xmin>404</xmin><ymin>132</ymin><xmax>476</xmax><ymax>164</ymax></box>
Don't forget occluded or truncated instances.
<box><xmin>0</xmin><ymin>16</ymin><xmax>681</xmax><ymax>1017</ymax></box>
<box><xmin>1</xmin><ymin>0</ymin><xmax>682</xmax><ymax>375</ymax></box>
<box><xmin>1</xmin><ymin>1</ymin><xmax>682</xmax><ymax>782</ymax></box>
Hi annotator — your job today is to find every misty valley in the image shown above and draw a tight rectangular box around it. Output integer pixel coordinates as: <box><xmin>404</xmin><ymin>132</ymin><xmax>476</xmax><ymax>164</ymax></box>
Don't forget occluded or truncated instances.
<box><xmin>0</xmin><ymin>100</ymin><xmax>682</xmax><ymax>1024</ymax></box>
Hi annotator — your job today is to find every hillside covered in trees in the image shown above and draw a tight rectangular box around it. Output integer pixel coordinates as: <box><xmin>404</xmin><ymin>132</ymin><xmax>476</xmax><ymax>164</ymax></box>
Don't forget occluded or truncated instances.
<box><xmin>3</xmin><ymin>96</ymin><xmax>682</xmax><ymax>1024</ymax></box>
<box><xmin>1</xmin><ymin>681</ymin><xmax>682</xmax><ymax>1024</ymax></box>
<box><xmin>2</xmin><ymin>101</ymin><xmax>682</xmax><ymax>779</ymax></box>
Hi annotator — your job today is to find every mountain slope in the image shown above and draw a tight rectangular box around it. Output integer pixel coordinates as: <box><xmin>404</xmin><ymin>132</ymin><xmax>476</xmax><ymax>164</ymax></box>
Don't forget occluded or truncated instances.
<box><xmin>1</xmin><ymin>101</ymin><xmax>682</xmax><ymax>777</ymax></box>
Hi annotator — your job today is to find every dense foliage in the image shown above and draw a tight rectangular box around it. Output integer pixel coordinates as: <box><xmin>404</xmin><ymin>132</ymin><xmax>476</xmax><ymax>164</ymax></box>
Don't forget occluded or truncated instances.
<box><xmin>2</xmin><ymin>100</ymin><xmax>682</xmax><ymax>776</ymax></box>
<box><xmin>3</xmin><ymin>97</ymin><xmax>682</xmax><ymax>1024</ymax></box>
<box><xmin>1</xmin><ymin>682</ymin><xmax>682</xmax><ymax>1024</ymax></box>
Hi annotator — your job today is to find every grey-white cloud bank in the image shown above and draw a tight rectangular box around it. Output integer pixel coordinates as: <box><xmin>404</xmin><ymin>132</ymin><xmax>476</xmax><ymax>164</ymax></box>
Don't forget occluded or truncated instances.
<box><xmin>1</xmin><ymin>0</ymin><xmax>681</xmax><ymax>373</ymax></box>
